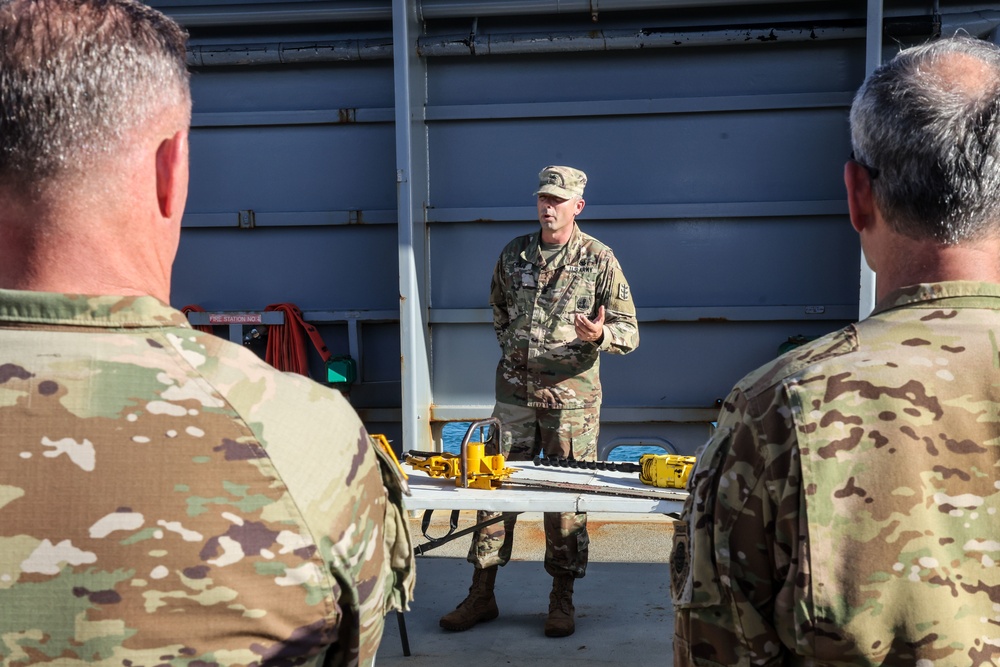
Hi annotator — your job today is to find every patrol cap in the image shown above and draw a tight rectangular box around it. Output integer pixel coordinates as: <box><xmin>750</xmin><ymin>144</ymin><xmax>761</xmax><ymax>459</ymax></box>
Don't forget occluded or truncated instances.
<box><xmin>534</xmin><ymin>165</ymin><xmax>587</xmax><ymax>199</ymax></box>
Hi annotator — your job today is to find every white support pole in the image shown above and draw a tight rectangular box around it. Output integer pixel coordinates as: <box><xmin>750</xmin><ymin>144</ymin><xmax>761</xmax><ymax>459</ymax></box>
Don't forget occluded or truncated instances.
<box><xmin>393</xmin><ymin>0</ymin><xmax>433</xmax><ymax>452</ymax></box>
<box><xmin>858</xmin><ymin>0</ymin><xmax>882</xmax><ymax>319</ymax></box>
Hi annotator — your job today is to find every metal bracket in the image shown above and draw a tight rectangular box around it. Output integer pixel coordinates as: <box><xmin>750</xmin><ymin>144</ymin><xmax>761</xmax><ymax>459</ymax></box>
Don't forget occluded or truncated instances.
<box><xmin>468</xmin><ymin>17</ymin><xmax>478</xmax><ymax>55</ymax></box>
<box><xmin>237</xmin><ymin>209</ymin><xmax>256</xmax><ymax>229</ymax></box>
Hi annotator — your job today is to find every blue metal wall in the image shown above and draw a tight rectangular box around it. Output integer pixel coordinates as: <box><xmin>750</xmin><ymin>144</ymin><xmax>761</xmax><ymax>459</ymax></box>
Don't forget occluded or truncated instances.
<box><xmin>155</xmin><ymin>0</ymin><xmax>1000</xmax><ymax>455</ymax></box>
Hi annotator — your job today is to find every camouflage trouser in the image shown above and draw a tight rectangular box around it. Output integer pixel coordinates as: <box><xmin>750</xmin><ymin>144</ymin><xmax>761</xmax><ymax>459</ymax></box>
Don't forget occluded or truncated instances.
<box><xmin>467</xmin><ymin>401</ymin><xmax>600</xmax><ymax>578</ymax></box>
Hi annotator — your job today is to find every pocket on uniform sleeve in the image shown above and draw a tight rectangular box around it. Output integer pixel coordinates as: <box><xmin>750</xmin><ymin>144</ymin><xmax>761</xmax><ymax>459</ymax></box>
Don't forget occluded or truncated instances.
<box><xmin>670</xmin><ymin>519</ymin><xmax>693</xmax><ymax>604</ymax></box>
<box><xmin>670</xmin><ymin>427</ymin><xmax>733</xmax><ymax>611</ymax></box>
<box><xmin>369</xmin><ymin>438</ymin><xmax>417</xmax><ymax>614</ymax></box>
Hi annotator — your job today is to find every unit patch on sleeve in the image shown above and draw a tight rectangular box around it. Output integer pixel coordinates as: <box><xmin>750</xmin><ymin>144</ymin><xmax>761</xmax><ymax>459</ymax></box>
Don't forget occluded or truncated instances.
<box><xmin>618</xmin><ymin>283</ymin><xmax>630</xmax><ymax>301</ymax></box>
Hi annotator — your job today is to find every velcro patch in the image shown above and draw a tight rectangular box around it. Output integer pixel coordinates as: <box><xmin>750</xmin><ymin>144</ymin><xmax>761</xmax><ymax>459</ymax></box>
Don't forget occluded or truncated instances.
<box><xmin>670</xmin><ymin>520</ymin><xmax>692</xmax><ymax>604</ymax></box>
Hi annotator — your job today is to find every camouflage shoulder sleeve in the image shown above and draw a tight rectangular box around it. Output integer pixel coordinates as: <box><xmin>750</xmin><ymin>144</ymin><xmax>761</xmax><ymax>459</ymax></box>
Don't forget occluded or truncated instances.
<box><xmin>738</xmin><ymin>327</ymin><xmax>858</xmax><ymax>396</ymax></box>
<box><xmin>188</xmin><ymin>333</ymin><xmax>415</xmax><ymax>667</ymax></box>
<box><xmin>671</xmin><ymin>383</ymin><xmax>806</xmax><ymax>666</ymax></box>
<box><xmin>671</xmin><ymin>327</ymin><xmax>860</xmax><ymax>666</ymax></box>
<box><xmin>367</xmin><ymin>435</ymin><xmax>416</xmax><ymax>615</ymax></box>
<box><xmin>594</xmin><ymin>250</ymin><xmax>638</xmax><ymax>355</ymax></box>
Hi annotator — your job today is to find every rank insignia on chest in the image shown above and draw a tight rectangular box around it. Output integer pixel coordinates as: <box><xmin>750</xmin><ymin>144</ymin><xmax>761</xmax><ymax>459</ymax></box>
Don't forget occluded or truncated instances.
<box><xmin>618</xmin><ymin>283</ymin><xmax>630</xmax><ymax>301</ymax></box>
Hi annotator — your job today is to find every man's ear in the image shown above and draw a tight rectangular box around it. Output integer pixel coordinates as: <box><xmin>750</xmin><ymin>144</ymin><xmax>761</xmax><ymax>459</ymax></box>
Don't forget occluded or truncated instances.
<box><xmin>156</xmin><ymin>130</ymin><xmax>189</xmax><ymax>219</ymax></box>
<box><xmin>844</xmin><ymin>160</ymin><xmax>875</xmax><ymax>234</ymax></box>
<box><xmin>574</xmin><ymin>197</ymin><xmax>586</xmax><ymax>216</ymax></box>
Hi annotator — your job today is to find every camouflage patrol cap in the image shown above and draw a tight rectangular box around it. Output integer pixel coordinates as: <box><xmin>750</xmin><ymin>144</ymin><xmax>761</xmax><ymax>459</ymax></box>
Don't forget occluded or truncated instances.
<box><xmin>534</xmin><ymin>165</ymin><xmax>587</xmax><ymax>199</ymax></box>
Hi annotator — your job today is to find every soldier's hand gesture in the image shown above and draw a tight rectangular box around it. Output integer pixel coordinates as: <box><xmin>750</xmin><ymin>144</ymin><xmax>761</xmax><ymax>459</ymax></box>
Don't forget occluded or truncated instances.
<box><xmin>575</xmin><ymin>305</ymin><xmax>605</xmax><ymax>344</ymax></box>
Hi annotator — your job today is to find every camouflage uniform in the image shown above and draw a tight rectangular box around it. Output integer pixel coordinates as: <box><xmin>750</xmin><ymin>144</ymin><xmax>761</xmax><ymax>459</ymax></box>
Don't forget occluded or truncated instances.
<box><xmin>671</xmin><ymin>282</ymin><xmax>1000</xmax><ymax>666</ymax></box>
<box><xmin>0</xmin><ymin>290</ymin><xmax>415</xmax><ymax>667</ymax></box>
<box><xmin>491</xmin><ymin>224</ymin><xmax>639</xmax><ymax>409</ymax></box>
<box><xmin>470</xmin><ymin>224</ymin><xmax>639</xmax><ymax>577</ymax></box>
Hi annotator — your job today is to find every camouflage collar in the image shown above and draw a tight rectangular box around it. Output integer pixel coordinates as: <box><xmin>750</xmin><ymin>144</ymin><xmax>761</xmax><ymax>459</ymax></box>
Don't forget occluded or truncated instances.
<box><xmin>0</xmin><ymin>289</ymin><xmax>191</xmax><ymax>328</ymax></box>
<box><xmin>872</xmin><ymin>281</ymin><xmax>1000</xmax><ymax>316</ymax></box>
<box><xmin>520</xmin><ymin>223</ymin><xmax>583</xmax><ymax>268</ymax></box>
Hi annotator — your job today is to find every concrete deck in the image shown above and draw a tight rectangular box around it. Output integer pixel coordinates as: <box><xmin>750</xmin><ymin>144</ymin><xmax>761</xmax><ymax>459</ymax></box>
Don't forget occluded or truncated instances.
<box><xmin>378</xmin><ymin>512</ymin><xmax>678</xmax><ymax>667</ymax></box>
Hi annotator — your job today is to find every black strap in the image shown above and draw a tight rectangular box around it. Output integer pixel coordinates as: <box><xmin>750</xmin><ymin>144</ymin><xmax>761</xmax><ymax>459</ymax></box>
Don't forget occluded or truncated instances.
<box><xmin>413</xmin><ymin>510</ymin><xmax>518</xmax><ymax>556</ymax></box>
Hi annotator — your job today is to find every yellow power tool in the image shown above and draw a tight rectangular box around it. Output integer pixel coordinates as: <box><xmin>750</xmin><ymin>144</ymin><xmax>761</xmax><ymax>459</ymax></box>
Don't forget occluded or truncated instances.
<box><xmin>530</xmin><ymin>453</ymin><xmax>696</xmax><ymax>490</ymax></box>
<box><xmin>638</xmin><ymin>453</ymin><xmax>695</xmax><ymax>489</ymax></box>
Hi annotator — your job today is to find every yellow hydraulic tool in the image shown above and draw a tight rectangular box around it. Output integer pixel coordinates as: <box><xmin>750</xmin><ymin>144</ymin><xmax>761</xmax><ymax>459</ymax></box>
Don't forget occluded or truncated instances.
<box><xmin>406</xmin><ymin>444</ymin><xmax>517</xmax><ymax>490</ymax></box>
<box><xmin>404</xmin><ymin>418</ymin><xmax>517</xmax><ymax>490</ymax></box>
<box><xmin>638</xmin><ymin>453</ymin><xmax>696</xmax><ymax>489</ymax></box>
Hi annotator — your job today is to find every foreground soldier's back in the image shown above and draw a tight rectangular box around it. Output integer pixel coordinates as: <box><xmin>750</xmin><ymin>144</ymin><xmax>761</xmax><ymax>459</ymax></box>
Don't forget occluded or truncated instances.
<box><xmin>0</xmin><ymin>293</ymin><xmax>413</xmax><ymax>666</ymax></box>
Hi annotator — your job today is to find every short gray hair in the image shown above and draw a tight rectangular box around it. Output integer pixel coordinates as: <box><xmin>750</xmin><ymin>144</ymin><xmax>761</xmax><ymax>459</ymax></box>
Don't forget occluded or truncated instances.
<box><xmin>0</xmin><ymin>0</ymin><xmax>190</xmax><ymax>186</ymax></box>
<box><xmin>850</xmin><ymin>36</ymin><xmax>1000</xmax><ymax>244</ymax></box>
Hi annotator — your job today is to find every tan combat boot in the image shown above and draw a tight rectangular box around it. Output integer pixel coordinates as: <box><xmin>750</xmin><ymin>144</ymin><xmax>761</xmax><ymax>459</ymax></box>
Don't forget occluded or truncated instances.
<box><xmin>439</xmin><ymin>566</ymin><xmax>499</xmax><ymax>631</ymax></box>
<box><xmin>544</xmin><ymin>575</ymin><xmax>576</xmax><ymax>637</ymax></box>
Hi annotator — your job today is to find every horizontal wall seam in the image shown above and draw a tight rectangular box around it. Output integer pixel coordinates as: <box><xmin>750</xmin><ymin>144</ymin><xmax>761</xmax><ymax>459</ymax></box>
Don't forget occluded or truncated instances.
<box><xmin>189</xmin><ymin>92</ymin><xmax>854</xmax><ymax>129</ymax></box>
<box><xmin>428</xmin><ymin>406</ymin><xmax>729</xmax><ymax>423</ymax></box>
<box><xmin>424</xmin><ymin>305</ymin><xmax>857</xmax><ymax>323</ymax></box>
<box><xmin>182</xmin><ymin>307</ymin><xmax>854</xmax><ymax>325</ymax></box>
<box><xmin>180</xmin><ymin>201</ymin><xmax>848</xmax><ymax>228</ymax></box>
<box><xmin>232</xmin><ymin>305</ymin><xmax>856</xmax><ymax>325</ymax></box>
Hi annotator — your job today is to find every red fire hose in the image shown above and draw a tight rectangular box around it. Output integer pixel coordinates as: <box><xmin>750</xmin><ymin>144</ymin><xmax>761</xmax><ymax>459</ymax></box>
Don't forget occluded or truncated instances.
<box><xmin>263</xmin><ymin>303</ymin><xmax>331</xmax><ymax>376</ymax></box>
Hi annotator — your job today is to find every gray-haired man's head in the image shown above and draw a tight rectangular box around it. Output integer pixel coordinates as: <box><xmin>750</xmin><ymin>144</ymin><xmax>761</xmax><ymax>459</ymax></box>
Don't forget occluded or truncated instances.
<box><xmin>0</xmin><ymin>0</ymin><xmax>190</xmax><ymax>190</ymax></box>
<box><xmin>850</xmin><ymin>36</ymin><xmax>1000</xmax><ymax>244</ymax></box>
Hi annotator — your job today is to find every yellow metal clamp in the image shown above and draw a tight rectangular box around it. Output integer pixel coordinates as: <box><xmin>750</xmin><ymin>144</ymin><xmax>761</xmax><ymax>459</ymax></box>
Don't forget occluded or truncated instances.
<box><xmin>405</xmin><ymin>443</ymin><xmax>517</xmax><ymax>490</ymax></box>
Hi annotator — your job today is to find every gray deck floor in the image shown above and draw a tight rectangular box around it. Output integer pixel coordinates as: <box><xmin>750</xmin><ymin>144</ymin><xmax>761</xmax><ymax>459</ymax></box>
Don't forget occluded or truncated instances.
<box><xmin>378</xmin><ymin>549</ymin><xmax>677</xmax><ymax>666</ymax></box>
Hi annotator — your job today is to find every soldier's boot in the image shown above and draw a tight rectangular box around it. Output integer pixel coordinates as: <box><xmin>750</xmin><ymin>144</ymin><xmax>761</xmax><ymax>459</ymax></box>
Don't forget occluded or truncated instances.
<box><xmin>439</xmin><ymin>566</ymin><xmax>499</xmax><ymax>631</ymax></box>
<box><xmin>544</xmin><ymin>575</ymin><xmax>576</xmax><ymax>637</ymax></box>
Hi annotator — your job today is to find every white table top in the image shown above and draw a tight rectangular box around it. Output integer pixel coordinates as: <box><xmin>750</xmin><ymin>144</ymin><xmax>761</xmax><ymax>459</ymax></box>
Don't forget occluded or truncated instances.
<box><xmin>402</xmin><ymin>463</ymin><xmax>687</xmax><ymax>515</ymax></box>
